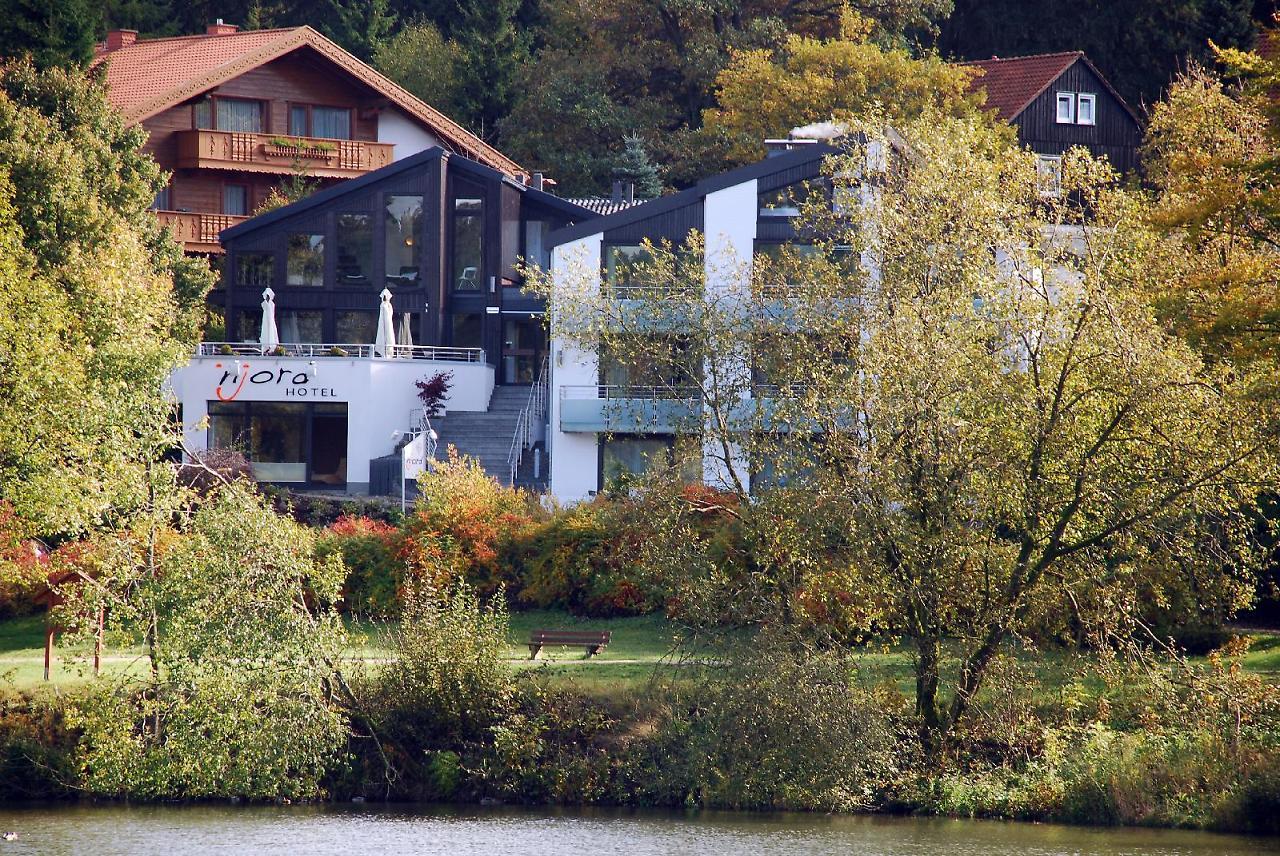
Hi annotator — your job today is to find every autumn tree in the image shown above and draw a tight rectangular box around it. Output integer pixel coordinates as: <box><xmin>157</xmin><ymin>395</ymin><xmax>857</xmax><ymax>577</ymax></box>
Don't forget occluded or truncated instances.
<box><xmin>1142</xmin><ymin>65</ymin><xmax>1280</xmax><ymax>362</ymax></box>
<box><xmin>536</xmin><ymin>115</ymin><xmax>1278</xmax><ymax>754</ymax></box>
<box><xmin>373</xmin><ymin>19</ymin><xmax>465</xmax><ymax>120</ymax></box>
<box><xmin>703</xmin><ymin>11</ymin><xmax>989</xmax><ymax>163</ymax></box>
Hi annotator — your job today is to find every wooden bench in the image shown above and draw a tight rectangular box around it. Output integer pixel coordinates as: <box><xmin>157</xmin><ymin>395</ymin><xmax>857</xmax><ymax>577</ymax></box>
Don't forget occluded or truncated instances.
<box><xmin>528</xmin><ymin>629</ymin><xmax>611</xmax><ymax>659</ymax></box>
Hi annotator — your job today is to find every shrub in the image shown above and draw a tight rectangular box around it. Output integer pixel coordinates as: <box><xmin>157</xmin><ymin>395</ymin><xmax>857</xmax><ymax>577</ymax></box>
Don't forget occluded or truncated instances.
<box><xmin>316</xmin><ymin>515</ymin><xmax>402</xmax><ymax>616</ymax></box>
<box><xmin>0</xmin><ymin>501</ymin><xmax>48</xmax><ymax>618</ymax></box>
<box><xmin>175</xmin><ymin>448</ymin><xmax>253</xmax><ymax>496</ymax></box>
<box><xmin>400</xmin><ymin>452</ymin><xmax>539</xmax><ymax>600</ymax></box>
<box><xmin>415</xmin><ymin>371</ymin><xmax>454</xmax><ymax>419</ymax></box>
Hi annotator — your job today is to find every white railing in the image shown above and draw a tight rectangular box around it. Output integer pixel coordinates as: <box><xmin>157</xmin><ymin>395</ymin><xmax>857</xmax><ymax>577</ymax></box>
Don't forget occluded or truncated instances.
<box><xmin>198</xmin><ymin>342</ymin><xmax>486</xmax><ymax>362</ymax></box>
<box><xmin>559</xmin><ymin>384</ymin><xmax>702</xmax><ymax>401</ymax></box>
<box><xmin>508</xmin><ymin>357</ymin><xmax>549</xmax><ymax>486</ymax></box>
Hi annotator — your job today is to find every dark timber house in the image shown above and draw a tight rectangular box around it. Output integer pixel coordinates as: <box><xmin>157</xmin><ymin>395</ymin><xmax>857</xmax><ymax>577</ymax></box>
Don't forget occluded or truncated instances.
<box><xmin>960</xmin><ymin>52</ymin><xmax>1143</xmax><ymax>174</ymax></box>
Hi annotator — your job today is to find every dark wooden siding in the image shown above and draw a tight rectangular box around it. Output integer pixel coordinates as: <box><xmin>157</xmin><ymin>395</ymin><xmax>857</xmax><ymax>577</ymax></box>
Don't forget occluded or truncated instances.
<box><xmin>604</xmin><ymin>201</ymin><xmax>704</xmax><ymax>245</ymax></box>
<box><xmin>1014</xmin><ymin>60</ymin><xmax>1141</xmax><ymax>173</ymax></box>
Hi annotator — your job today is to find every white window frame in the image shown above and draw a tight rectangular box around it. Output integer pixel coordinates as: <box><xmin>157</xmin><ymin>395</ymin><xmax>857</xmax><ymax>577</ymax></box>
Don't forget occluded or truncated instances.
<box><xmin>1076</xmin><ymin>92</ymin><xmax>1096</xmax><ymax>126</ymax></box>
<box><xmin>1055</xmin><ymin>92</ymin><xmax>1075</xmax><ymax>124</ymax></box>
<box><xmin>1037</xmin><ymin>155</ymin><xmax>1062</xmax><ymax>197</ymax></box>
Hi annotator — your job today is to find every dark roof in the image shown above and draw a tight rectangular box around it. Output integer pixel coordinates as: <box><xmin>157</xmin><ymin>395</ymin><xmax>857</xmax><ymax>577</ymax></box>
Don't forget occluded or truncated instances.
<box><xmin>221</xmin><ymin>146</ymin><xmax>597</xmax><ymax>242</ymax></box>
<box><xmin>548</xmin><ymin>141</ymin><xmax>842</xmax><ymax>247</ymax></box>
<box><xmin>958</xmin><ymin>51</ymin><xmax>1141</xmax><ymax>125</ymax></box>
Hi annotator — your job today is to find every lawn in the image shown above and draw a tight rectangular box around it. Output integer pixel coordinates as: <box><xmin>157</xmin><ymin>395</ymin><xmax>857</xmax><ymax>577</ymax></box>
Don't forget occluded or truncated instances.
<box><xmin>3</xmin><ymin>609</ymin><xmax>1277</xmax><ymax>696</ymax></box>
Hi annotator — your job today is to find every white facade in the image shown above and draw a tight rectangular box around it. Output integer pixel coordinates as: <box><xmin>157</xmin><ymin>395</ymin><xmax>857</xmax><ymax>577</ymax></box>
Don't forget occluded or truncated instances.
<box><xmin>174</xmin><ymin>353</ymin><xmax>493</xmax><ymax>493</ymax></box>
<box><xmin>378</xmin><ymin>107</ymin><xmax>444</xmax><ymax>161</ymax></box>
<box><xmin>548</xmin><ymin>234</ymin><xmax>603</xmax><ymax>503</ymax></box>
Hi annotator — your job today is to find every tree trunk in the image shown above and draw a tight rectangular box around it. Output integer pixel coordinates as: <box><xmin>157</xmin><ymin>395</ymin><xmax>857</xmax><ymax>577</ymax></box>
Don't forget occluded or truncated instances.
<box><xmin>915</xmin><ymin>635</ymin><xmax>945</xmax><ymax>756</ymax></box>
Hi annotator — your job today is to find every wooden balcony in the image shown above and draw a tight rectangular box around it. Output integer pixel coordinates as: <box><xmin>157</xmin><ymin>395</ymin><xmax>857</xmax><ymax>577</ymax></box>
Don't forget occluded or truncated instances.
<box><xmin>154</xmin><ymin>210</ymin><xmax>248</xmax><ymax>253</ymax></box>
<box><xmin>174</xmin><ymin>130</ymin><xmax>395</xmax><ymax>178</ymax></box>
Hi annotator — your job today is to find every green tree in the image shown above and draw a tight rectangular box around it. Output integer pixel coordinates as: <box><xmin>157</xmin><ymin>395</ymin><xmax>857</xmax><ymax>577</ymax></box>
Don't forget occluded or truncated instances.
<box><xmin>451</xmin><ymin>0</ymin><xmax>528</xmax><ymax>138</ymax></box>
<box><xmin>0</xmin><ymin>61</ymin><xmax>212</xmax><ymax>538</ymax></box>
<box><xmin>535</xmin><ymin>114</ymin><xmax>1278</xmax><ymax>754</ymax></box>
<box><xmin>613</xmin><ymin>134</ymin><xmax>664</xmax><ymax>199</ymax></box>
<box><xmin>373</xmin><ymin>19</ymin><xmax>465</xmax><ymax>120</ymax></box>
<box><xmin>62</xmin><ymin>481</ymin><xmax>349</xmax><ymax>799</ymax></box>
<box><xmin>937</xmin><ymin>0</ymin><xmax>1259</xmax><ymax>109</ymax></box>
<box><xmin>0</xmin><ymin>0</ymin><xmax>98</xmax><ymax>69</ymax></box>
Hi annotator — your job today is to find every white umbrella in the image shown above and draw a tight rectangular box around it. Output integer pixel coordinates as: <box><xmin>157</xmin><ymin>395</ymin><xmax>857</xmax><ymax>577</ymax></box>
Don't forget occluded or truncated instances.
<box><xmin>259</xmin><ymin>287</ymin><xmax>279</xmax><ymax>354</ymax></box>
<box><xmin>398</xmin><ymin>311</ymin><xmax>414</xmax><ymax>352</ymax></box>
<box><xmin>374</xmin><ymin>288</ymin><xmax>396</xmax><ymax>357</ymax></box>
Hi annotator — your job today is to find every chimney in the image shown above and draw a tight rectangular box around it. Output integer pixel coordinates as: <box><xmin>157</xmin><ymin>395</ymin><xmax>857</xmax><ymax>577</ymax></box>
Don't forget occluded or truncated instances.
<box><xmin>104</xmin><ymin>30</ymin><xmax>138</xmax><ymax>51</ymax></box>
<box><xmin>611</xmin><ymin>180</ymin><xmax>623</xmax><ymax>204</ymax></box>
<box><xmin>610</xmin><ymin>180</ymin><xmax>635</xmax><ymax>204</ymax></box>
<box><xmin>530</xmin><ymin>172</ymin><xmax>545</xmax><ymax>192</ymax></box>
<box><xmin>206</xmin><ymin>19</ymin><xmax>239</xmax><ymax>36</ymax></box>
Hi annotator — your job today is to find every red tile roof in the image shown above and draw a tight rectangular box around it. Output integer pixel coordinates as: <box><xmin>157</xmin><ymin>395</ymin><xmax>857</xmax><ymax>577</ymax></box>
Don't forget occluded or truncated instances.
<box><xmin>92</xmin><ymin>26</ymin><xmax>523</xmax><ymax>176</ymax></box>
<box><xmin>957</xmin><ymin>51</ymin><xmax>1084</xmax><ymax>121</ymax></box>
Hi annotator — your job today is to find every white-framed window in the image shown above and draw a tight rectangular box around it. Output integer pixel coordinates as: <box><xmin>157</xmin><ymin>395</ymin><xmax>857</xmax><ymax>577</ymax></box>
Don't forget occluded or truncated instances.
<box><xmin>1076</xmin><ymin>93</ymin><xmax>1096</xmax><ymax>125</ymax></box>
<box><xmin>1056</xmin><ymin>92</ymin><xmax>1075</xmax><ymax>124</ymax></box>
<box><xmin>1037</xmin><ymin>155</ymin><xmax>1062</xmax><ymax>197</ymax></box>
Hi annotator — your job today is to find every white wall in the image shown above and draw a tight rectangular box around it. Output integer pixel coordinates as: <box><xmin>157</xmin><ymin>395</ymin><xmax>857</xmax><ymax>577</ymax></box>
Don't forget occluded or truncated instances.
<box><xmin>378</xmin><ymin>107</ymin><xmax>443</xmax><ymax>160</ymax></box>
<box><xmin>174</xmin><ymin>355</ymin><xmax>493</xmax><ymax>489</ymax></box>
<box><xmin>548</xmin><ymin>234</ymin><xmax>603</xmax><ymax>503</ymax></box>
<box><xmin>701</xmin><ymin>180</ymin><xmax>755</xmax><ymax>491</ymax></box>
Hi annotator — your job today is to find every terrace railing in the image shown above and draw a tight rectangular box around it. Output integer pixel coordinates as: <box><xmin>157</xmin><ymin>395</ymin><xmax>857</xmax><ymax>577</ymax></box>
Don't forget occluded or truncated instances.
<box><xmin>198</xmin><ymin>342</ymin><xmax>486</xmax><ymax>362</ymax></box>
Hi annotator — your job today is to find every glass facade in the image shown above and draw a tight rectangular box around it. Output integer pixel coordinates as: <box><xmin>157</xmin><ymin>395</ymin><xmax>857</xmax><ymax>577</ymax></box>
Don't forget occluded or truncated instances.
<box><xmin>601</xmin><ymin>436</ymin><xmax>700</xmax><ymax>489</ymax></box>
<box><xmin>287</xmin><ymin>233</ymin><xmax>325</xmax><ymax>286</ymax></box>
<box><xmin>236</xmin><ymin>252</ymin><xmax>274</xmax><ymax>288</ymax></box>
<box><xmin>451</xmin><ymin>313</ymin><xmax>483</xmax><ymax>349</ymax></box>
<box><xmin>336</xmin><ymin>310</ymin><xmax>376</xmax><ymax>344</ymax></box>
<box><xmin>384</xmin><ymin>195</ymin><xmax>422</xmax><ymax>287</ymax></box>
<box><xmin>336</xmin><ymin>214</ymin><xmax>372</xmax><ymax>286</ymax></box>
<box><xmin>207</xmin><ymin>401</ymin><xmax>348</xmax><ymax>486</ymax></box>
<box><xmin>279</xmin><ymin>310</ymin><xmax>323</xmax><ymax>343</ymax></box>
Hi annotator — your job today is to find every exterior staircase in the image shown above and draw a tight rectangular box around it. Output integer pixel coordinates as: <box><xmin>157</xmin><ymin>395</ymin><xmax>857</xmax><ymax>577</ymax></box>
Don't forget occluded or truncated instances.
<box><xmin>434</xmin><ymin>386</ymin><xmax>533</xmax><ymax>486</ymax></box>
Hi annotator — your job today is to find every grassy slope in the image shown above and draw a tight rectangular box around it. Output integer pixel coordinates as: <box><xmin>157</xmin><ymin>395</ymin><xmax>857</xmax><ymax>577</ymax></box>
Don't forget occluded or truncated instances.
<box><xmin>3</xmin><ymin>610</ymin><xmax>1278</xmax><ymax>695</ymax></box>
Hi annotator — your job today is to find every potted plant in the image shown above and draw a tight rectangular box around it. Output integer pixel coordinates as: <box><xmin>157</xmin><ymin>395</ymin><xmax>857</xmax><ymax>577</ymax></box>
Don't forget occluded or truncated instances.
<box><xmin>270</xmin><ymin>345</ymin><xmax>287</xmax><ymax>356</ymax></box>
<box><xmin>217</xmin><ymin>344</ymin><xmax>234</xmax><ymax>355</ymax></box>
<box><xmin>327</xmin><ymin>346</ymin><xmax>348</xmax><ymax>357</ymax></box>
<box><xmin>415</xmin><ymin>371</ymin><xmax>454</xmax><ymax>419</ymax></box>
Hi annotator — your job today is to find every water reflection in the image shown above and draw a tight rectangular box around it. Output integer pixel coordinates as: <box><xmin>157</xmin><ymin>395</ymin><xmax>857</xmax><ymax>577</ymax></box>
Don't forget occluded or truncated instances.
<box><xmin>0</xmin><ymin>803</ymin><xmax>1275</xmax><ymax>856</ymax></box>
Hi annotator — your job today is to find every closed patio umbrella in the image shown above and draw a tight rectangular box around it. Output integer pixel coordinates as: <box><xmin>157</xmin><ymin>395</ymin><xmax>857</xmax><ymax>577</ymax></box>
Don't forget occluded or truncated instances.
<box><xmin>374</xmin><ymin>288</ymin><xmax>396</xmax><ymax>357</ymax></box>
<box><xmin>398</xmin><ymin>311</ymin><xmax>414</xmax><ymax>352</ymax></box>
<box><xmin>259</xmin><ymin>287</ymin><xmax>279</xmax><ymax>354</ymax></box>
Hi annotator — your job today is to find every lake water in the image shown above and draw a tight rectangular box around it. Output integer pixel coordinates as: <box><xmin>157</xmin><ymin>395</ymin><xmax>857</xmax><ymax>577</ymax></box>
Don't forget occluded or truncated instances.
<box><xmin>0</xmin><ymin>804</ymin><xmax>1276</xmax><ymax>855</ymax></box>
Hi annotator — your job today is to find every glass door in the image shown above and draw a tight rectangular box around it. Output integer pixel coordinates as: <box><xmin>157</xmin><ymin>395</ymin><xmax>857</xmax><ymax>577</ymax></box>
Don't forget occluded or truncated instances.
<box><xmin>502</xmin><ymin>317</ymin><xmax>546</xmax><ymax>384</ymax></box>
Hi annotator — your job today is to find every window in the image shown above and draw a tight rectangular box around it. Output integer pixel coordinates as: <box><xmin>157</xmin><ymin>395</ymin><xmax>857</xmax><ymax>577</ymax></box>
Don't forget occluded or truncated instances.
<box><xmin>194</xmin><ymin>95</ymin><xmax>263</xmax><ymax>132</ymax></box>
<box><xmin>208</xmin><ymin>401</ymin><xmax>249</xmax><ymax>453</ymax></box>
<box><xmin>288</xmin><ymin>105</ymin><xmax>353</xmax><ymax>139</ymax></box>
<box><xmin>1056</xmin><ymin>92</ymin><xmax>1075</xmax><ymax>124</ymax></box>
<box><xmin>1076</xmin><ymin>92</ymin><xmax>1096</xmax><ymax>125</ymax></box>
<box><xmin>286</xmin><ymin>233</ymin><xmax>325</xmax><ymax>286</ymax></box>
<box><xmin>335</xmin><ymin>310</ymin><xmax>376</xmax><ymax>344</ymax></box>
<box><xmin>453</xmin><ymin>188</ymin><xmax>484</xmax><ymax>291</ymax></box>
<box><xmin>312</xmin><ymin>107</ymin><xmax>351</xmax><ymax>140</ymax></box>
<box><xmin>1037</xmin><ymin>156</ymin><xmax>1062</xmax><ymax>197</ymax></box>
<box><xmin>384</xmin><ymin>195</ymin><xmax>422</xmax><ymax>287</ymax></box>
<box><xmin>758</xmin><ymin>180</ymin><xmax>826</xmax><ymax>217</ymax></box>
<box><xmin>151</xmin><ymin>181</ymin><xmax>171</xmax><ymax>211</ymax></box>
<box><xmin>279</xmin><ymin>310</ymin><xmax>323</xmax><ymax>343</ymax></box>
<box><xmin>601</xmin><ymin>437</ymin><xmax>701</xmax><ymax>490</ymax></box>
<box><xmin>336</xmin><ymin>214</ymin><xmax>372</xmax><ymax>285</ymax></box>
<box><xmin>236</xmin><ymin>252</ymin><xmax>274</xmax><ymax>288</ymax></box>
<box><xmin>234</xmin><ymin>308</ymin><xmax>262</xmax><ymax>343</ymax></box>
<box><xmin>604</xmin><ymin>244</ymin><xmax>660</xmax><ymax>296</ymax></box>
<box><xmin>223</xmin><ymin>184</ymin><xmax>248</xmax><ymax>216</ymax></box>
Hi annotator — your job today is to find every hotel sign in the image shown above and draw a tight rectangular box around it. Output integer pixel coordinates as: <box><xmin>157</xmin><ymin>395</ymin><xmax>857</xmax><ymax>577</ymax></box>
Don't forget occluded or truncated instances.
<box><xmin>211</xmin><ymin>362</ymin><xmax>340</xmax><ymax>401</ymax></box>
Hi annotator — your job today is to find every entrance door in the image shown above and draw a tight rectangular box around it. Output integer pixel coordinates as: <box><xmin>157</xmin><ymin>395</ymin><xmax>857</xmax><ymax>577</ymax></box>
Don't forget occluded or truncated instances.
<box><xmin>502</xmin><ymin>317</ymin><xmax>547</xmax><ymax>384</ymax></box>
<box><xmin>309</xmin><ymin>403</ymin><xmax>349</xmax><ymax>487</ymax></box>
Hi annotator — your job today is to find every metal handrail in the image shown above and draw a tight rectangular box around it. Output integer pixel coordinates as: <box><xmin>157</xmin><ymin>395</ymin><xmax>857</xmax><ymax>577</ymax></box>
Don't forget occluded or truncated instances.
<box><xmin>197</xmin><ymin>342</ymin><xmax>486</xmax><ymax>362</ymax></box>
<box><xmin>559</xmin><ymin>384</ymin><xmax>702</xmax><ymax>401</ymax></box>
<box><xmin>508</xmin><ymin>356</ymin><xmax>549</xmax><ymax>486</ymax></box>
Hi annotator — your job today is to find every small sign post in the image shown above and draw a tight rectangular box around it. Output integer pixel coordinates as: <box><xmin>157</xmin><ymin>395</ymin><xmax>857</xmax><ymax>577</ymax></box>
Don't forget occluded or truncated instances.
<box><xmin>401</xmin><ymin>432</ymin><xmax>428</xmax><ymax>514</ymax></box>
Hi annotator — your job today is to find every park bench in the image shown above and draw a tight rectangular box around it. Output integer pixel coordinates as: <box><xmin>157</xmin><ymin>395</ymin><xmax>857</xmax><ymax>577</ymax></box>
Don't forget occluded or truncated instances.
<box><xmin>528</xmin><ymin>629</ymin><xmax>611</xmax><ymax>659</ymax></box>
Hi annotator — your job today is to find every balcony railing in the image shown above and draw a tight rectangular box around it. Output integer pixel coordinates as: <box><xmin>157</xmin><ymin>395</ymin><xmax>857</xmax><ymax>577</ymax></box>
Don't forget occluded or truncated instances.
<box><xmin>197</xmin><ymin>342</ymin><xmax>486</xmax><ymax>362</ymax></box>
<box><xmin>560</xmin><ymin>385</ymin><xmax>702</xmax><ymax>401</ymax></box>
<box><xmin>175</xmin><ymin>130</ymin><xmax>395</xmax><ymax>178</ymax></box>
<box><xmin>155</xmin><ymin>210</ymin><xmax>248</xmax><ymax>252</ymax></box>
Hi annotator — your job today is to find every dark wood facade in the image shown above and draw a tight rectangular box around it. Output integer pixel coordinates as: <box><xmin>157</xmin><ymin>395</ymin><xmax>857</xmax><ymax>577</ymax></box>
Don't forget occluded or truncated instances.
<box><xmin>217</xmin><ymin>148</ymin><xmax>592</xmax><ymax>382</ymax></box>
<box><xmin>1010</xmin><ymin>60</ymin><xmax>1141</xmax><ymax>173</ymax></box>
